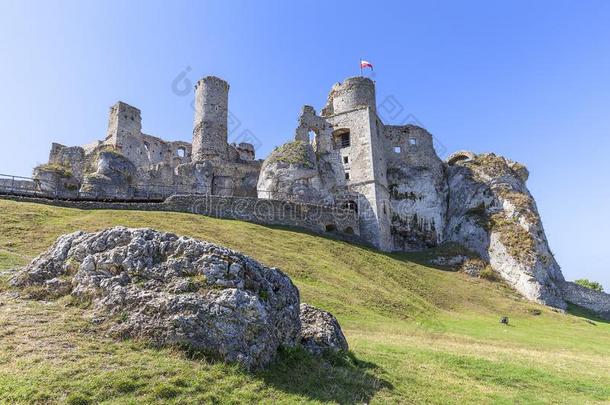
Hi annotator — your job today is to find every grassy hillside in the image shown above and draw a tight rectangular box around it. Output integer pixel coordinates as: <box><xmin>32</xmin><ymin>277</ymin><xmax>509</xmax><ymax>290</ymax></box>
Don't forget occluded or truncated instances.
<box><xmin>0</xmin><ymin>199</ymin><xmax>608</xmax><ymax>404</ymax></box>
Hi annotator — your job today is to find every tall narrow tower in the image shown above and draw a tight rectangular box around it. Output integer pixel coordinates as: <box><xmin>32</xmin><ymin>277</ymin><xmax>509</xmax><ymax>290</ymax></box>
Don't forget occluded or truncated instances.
<box><xmin>322</xmin><ymin>77</ymin><xmax>393</xmax><ymax>251</ymax></box>
<box><xmin>192</xmin><ymin>76</ymin><xmax>229</xmax><ymax>161</ymax></box>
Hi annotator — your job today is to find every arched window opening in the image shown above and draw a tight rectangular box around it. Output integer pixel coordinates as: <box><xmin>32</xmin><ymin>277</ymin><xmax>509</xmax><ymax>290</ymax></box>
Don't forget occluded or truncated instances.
<box><xmin>447</xmin><ymin>152</ymin><xmax>474</xmax><ymax>166</ymax></box>
<box><xmin>325</xmin><ymin>224</ymin><xmax>337</xmax><ymax>232</ymax></box>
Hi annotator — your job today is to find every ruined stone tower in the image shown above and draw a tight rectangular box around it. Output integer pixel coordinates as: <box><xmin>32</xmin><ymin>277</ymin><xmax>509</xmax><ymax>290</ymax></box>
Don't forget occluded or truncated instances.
<box><xmin>320</xmin><ymin>77</ymin><xmax>393</xmax><ymax>251</ymax></box>
<box><xmin>192</xmin><ymin>76</ymin><xmax>229</xmax><ymax>161</ymax></box>
<box><xmin>262</xmin><ymin>76</ymin><xmax>445</xmax><ymax>251</ymax></box>
<box><xmin>105</xmin><ymin>101</ymin><xmax>142</xmax><ymax>146</ymax></box>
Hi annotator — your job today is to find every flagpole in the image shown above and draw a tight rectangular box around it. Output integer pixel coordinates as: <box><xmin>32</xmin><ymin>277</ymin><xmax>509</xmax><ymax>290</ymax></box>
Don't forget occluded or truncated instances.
<box><xmin>359</xmin><ymin>58</ymin><xmax>362</xmax><ymax>77</ymax></box>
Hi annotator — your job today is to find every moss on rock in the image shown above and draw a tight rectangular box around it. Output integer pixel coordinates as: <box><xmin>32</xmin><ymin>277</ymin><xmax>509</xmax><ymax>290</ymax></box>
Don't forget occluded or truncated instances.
<box><xmin>268</xmin><ymin>141</ymin><xmax>315</xmax><ymax>168</ymax></box>
<box><xmin>490</xmin><ymin>213</ymin><xmax>536</xmax><ymax>263</ymax></box>
<box><xmin>34</xmin><ymin>163</ymin><xmax>73</xmax><ymax>178</ymax></box>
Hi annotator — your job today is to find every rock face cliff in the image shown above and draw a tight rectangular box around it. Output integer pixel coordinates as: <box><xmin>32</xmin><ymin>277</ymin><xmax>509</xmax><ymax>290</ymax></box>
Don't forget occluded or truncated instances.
<box><xmin>445</xmin><ymin>153</ymin><xmax>566</xmax><ymax>308</ymax></box>
<box><xmin>258</xmin><ymin>145</ymin><xmax>610</xmax><ymax>318</ymax></box>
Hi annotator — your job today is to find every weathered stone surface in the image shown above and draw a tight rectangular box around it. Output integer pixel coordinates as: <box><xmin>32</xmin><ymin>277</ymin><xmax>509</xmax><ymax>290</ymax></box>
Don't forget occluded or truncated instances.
<box><xmin>257</xmin><ymin>141</ymin><xmax>337</xmax><ymax>204</ymax></box>
<box><xmin>11</xmin><ymin>227</ymin><xmax>301</xmax><ymax>369</ymax></box>
<box><xmin>299</xmin><ymin>303</ymin><xmax>348</xmax><ymax>355</ymax></box>
<box><xmin>24</xmin><ymin>74</ymin><xmax>608</xmax><ymax>320</ymax></box>
<box><xmin>80</xmin><ymin>151</ymin><xmax>137</xmax><ymax>198</ymax></box>
<box><xmin>560</xmin><ymin>281</ymin><xmax>610</xmax><ymax>320</ymax></box>
<box><xmin>460</xmin><ymin>257</ymin><xmax>488</xmax><ymax>277</ymax></box>
<box><xmin>445</xmin><ymin>153</ymin><xmax>566</xmax><ymax>309</ymax></box>
<box><xmin>32</xmin><ymin>164</ymin><xmax>80</xmax><ymax>198</ymax></box>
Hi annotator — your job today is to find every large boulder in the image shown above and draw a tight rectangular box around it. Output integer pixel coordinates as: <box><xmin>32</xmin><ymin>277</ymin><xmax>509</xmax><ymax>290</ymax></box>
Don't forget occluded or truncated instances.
<box><xmin>11</xmin><ymin>227</ymin><xmax>302</xmax><ymax>369</ymax></box>
<box><xmin>299</xmin><ymin>303</ymin><xmax>349</xmax><ymax>355</ymax></box>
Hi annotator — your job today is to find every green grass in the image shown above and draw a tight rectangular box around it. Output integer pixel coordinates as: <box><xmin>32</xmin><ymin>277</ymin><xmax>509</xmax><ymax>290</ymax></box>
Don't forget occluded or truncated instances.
<box><xmin>0</xmin><ymin>199</ymin><xmax>608</xmax><ymax>404</ymax></box>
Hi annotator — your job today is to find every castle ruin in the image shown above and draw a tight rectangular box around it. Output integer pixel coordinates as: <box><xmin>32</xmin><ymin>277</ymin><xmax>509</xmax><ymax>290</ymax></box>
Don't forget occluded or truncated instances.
<box><xmin>39</xmin><ymin>76</ymin><xmax>260</xmax><ymax>200</ymax></box>
<box><xmin>24</xmin><ymin>74</ymin><xmax>610</xmax><ymax>318</ymax></box>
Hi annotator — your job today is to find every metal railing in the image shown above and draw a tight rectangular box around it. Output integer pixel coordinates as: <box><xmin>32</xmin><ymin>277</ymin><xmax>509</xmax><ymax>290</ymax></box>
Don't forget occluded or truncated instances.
<box><xmin>0</xmin><ymin>173</ymin><xmax>360</xmax><ymax>213</ymax></box>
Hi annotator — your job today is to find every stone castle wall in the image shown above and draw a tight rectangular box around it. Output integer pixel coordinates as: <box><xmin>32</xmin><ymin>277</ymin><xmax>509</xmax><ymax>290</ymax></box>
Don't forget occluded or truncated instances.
<box><xmin>24</xmin><ymin>73</ymin><xmax>610</xmax><ymax>319</ymax></box>
<box><xmin>0</xmin><ymin>193</ymin><xmax>361</xmax><ymax>245</ymax></box>
<box><xmin>35</xmin><ymin>75</ymin><xmax>258</xmax><ymax>200</ymax></box>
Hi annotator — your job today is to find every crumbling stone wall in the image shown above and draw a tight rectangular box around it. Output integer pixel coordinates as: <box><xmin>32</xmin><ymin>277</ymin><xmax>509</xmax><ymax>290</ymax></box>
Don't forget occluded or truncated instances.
<box><xmin>48</xmin><ymin>143</ymin><xmax>86</xmax><ymax>181</ymax></box>
<box><xmin>385</xmin><ymin>125</ymin><xmax>448</xmax><ymax>250</ymax></box>
<box><xmin>261</xmin><ymin>77</ymin><xmax>446</xmax><ymax>252</ymax></box>
<box><xmin>36</xmin><ymin>76</ymin><xmax>258</xmax><ymax>199</ymax></box>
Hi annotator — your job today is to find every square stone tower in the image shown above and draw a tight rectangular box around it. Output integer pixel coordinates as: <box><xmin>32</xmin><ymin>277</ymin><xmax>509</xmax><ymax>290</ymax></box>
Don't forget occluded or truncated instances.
<box><xmin>105</xmin><ymin>101</ymin><xmax>142</xmax><ymax>146</ymax></box>
<box><xmin>321</xmin><ymin>77</ymin><xmax>393</xmax><ymax>251</ymax></box>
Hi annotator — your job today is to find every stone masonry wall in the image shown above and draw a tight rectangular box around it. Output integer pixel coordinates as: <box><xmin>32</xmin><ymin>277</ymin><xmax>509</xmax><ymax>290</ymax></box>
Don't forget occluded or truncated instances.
<box><xmin>0</xmin><ymin>194</ymin><xmax>361</xmax><ymax>244</ymax></box>
<box><xmin>192</xmin><ymin>76</ymin><xmax>229</xmax><ymax>161</ymax></box>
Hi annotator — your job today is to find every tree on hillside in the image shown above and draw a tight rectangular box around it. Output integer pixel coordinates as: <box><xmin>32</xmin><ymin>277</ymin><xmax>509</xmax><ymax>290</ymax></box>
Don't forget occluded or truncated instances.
<box><xmin>574</xmin><ymin>279</ymin><xmax>604</xmax><ymax>292</ymax></box>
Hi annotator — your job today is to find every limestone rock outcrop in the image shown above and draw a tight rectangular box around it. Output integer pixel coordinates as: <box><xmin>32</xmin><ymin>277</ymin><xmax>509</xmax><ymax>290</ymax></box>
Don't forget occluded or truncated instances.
<box><xmin>11</xmin><ymin>227</ymin><xmax>304</xmax><ymax>369</ymax></box>
<box><xmin>80</xmin><ymin>151</ymin><xmax>137</xmax><ymax>198</ymax></box>
<box><xmin>299</xmin><ymin>303</ymin><xmax>349</xmax><ymax>355</ymax></box>
<box><xmin>32</xmin><ymin>164</ymin><xmax>81</xmax><ymax>198</ymax></box>
<box><xmin>257</xmin><ymin>141</ymin><xmax>340</xmax><ymax>204</ymax></box>
<box><xmin>445</xmin><ymin>153</ymin><xmax>566</xmax><ymax>308</ymax></box>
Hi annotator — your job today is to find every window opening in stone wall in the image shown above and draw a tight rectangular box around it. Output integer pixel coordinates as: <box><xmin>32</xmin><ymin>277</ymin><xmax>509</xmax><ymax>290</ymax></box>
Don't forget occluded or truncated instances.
<box><xmin>342</xmin><ymin>200</ymin><xmax>358</xmax><ymax>213</ymax></box>
<box><xmin>340</xmin><ymin>133</ymin><xmax>350</xmax><ymax>147</ymax></box>
<box><xmin>394</xmin><ymin>146</ymin><xmax>401</xmax><ymax>153</ymax></box>
<box><xmin>345</xmin><ymin>172</ymin><xmax>350</xmax><ymax>180</ymax></box>
<box><xmin>325</xmin><ymin>224</ymin><xmax>337</xmax><ymax>232</ymax></box>
<box><xmin>308</xmin><ymin>130</ymin><xmax>315</xmax><ymax>144</ymax></box>
<box><xmin>333</xmin><ymin>129</ymin><xmax>351</xmax><ymax>149</ymax></box>
<box><xmin>177</xmin><ymin>148</ymin><xmax>186</xmax><ymax>158</ymax></box>
<box><xmin>343</xmin><ymin>156</ymin><xmax>349</xmax><ymax>164</ymax></box>
<box><xmin>409</xmin><ymin>138</ymin><xmax>418</xmax><ymax>145</ymax></box>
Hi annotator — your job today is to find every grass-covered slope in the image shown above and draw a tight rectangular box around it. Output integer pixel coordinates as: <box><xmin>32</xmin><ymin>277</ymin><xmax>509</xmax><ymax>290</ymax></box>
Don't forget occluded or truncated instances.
<box><xmin>0</xmin><ymin>199</ymin><xmax>608</xmax><ymax>404</ymax></box>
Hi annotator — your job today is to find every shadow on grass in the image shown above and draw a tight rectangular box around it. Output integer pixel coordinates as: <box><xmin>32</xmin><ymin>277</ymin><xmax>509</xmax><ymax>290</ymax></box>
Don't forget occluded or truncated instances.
<box><xmin>252</xmin><ymin>221</ymin><xmax>461</xmax><ymax>273</ymax></box>
<box><xmin>257</xmin><ymin>347</ymin><xmax>392</xmax><ymax>404</ymax></box>
<box><xmin>566</xmin><ymin>302</ymin><xmax>610</xmax><ymax>325</ymax></box>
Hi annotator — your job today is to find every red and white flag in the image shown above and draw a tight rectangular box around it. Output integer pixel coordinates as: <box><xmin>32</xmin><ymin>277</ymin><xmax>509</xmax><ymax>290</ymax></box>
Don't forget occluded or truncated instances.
<box><xmin>360</xmin><ymin>60</ymin><xmax>373</xmax><ymax>70</ymax></box>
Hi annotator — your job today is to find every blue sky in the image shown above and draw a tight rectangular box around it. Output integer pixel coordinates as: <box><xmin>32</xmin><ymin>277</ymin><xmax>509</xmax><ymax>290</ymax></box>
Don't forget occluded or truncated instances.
<box><xmin>0</xmin><ymin>0</ymin><xmax>609</xmax><ymax>288</ymax></box>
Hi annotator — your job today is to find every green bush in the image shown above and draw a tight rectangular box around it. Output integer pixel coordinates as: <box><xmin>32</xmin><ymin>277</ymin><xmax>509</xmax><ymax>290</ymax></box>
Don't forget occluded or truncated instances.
<box><xmin>574</xmin><ymin>279</ymin><xmax>604</xmax><ymax>292</ymax></box>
